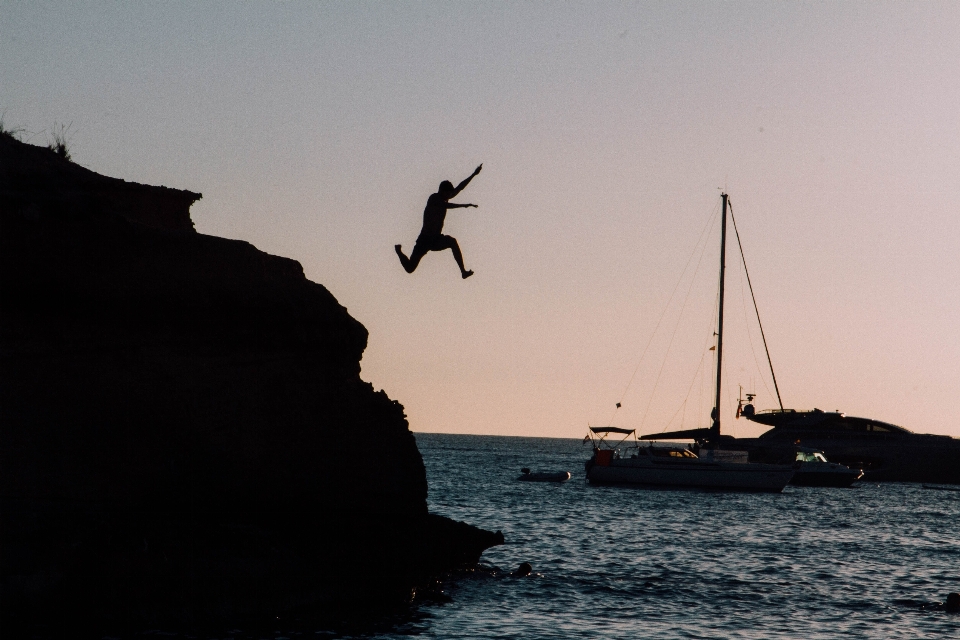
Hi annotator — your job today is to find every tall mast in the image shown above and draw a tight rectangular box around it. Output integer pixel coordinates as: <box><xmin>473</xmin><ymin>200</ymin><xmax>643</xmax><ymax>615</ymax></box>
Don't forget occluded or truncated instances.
<box><xmin>710</xmin><ymin>193</ymin><xmax>728</xmax><ymax>449</ymax></box>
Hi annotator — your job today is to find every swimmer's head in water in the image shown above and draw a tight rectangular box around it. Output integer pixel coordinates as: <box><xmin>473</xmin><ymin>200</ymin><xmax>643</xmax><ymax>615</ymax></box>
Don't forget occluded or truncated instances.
<box><xmin>439</xmin><ymin>180</ymin><xmax>454</xmax><ymax>197</ymax></box>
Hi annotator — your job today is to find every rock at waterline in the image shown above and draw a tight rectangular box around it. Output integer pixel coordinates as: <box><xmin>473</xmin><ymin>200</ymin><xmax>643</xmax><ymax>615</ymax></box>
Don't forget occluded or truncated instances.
<box><xmin>947</xmin><ymin>593</ymin><xmax>960</xmax><ymax>613</ymax></box>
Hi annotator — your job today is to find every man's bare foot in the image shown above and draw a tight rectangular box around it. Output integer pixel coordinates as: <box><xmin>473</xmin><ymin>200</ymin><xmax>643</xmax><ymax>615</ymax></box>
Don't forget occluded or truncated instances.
<box><xmin>462</xmin><ymin>270</ymin><xmax>474</xmax><ymax>279</ymax></box>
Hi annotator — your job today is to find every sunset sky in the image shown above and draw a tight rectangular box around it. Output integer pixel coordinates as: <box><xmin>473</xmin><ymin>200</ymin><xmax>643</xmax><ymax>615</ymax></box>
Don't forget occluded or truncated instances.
<box><xmin>4</xmin><ymin>2</ymin><xmax>959</xmax><ymax>439</ymax></box>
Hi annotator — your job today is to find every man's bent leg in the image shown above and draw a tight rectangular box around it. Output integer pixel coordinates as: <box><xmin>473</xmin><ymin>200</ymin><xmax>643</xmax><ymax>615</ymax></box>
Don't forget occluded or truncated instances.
<box><xmin>438</xmin><ymin>235</ymin><xmax>473</xmax><ymax>279</ymax></box>
<box><xmin>395</xmin><ymin>245</ymin><xmax>414</xmax><ymax>273</ymax></box>
<box><xmin>407</xmin><ymin>243</ymin><xmax>429</xmax><ymax>273</ymax></box>
<box><xmin>396</xmin><ymin>242</ymin><xmax>430</xmax><ymax>274</ymax></box>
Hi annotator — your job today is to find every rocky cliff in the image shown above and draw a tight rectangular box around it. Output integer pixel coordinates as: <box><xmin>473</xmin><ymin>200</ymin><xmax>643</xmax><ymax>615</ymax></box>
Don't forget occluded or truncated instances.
<box><xmin>0</xmin><ymin>134</ymin><xmax>502</xmax><ymax>631</ymax></box>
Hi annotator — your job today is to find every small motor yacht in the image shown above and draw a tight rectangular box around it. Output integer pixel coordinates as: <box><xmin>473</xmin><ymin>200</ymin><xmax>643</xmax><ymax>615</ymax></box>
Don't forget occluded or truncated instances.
<box><xmin>791</xmin><ymin>447</ymin><xmax>863</xmax><ymax>487</ymax></box>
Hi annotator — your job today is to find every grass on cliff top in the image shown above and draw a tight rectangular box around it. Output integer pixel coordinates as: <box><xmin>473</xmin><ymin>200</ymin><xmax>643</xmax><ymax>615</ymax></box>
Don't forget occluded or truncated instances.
<box><xmin>0</xmin><ymin>114</ymin><xmax>73</xmax><ymax>162</ymax></box>
<box><xmin>47</xmin><ymin>122</ymin><xmax>73</xmax><ymax>161</ymax></box>
<box><xmin>0</xmin><ymin>111</ymin><xmax>26</xmax><ymax>141</ymax></box>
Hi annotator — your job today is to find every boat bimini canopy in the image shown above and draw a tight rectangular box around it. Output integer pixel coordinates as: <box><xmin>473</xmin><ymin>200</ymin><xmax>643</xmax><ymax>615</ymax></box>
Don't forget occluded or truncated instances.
<box><xmin>589</xmin><ymin>427</ymin><xmax>635</xmax><ymax>435</ymax></box>
<box><xmin>586</xmin><ymin>426</ymin><xmax>637</xmax><ymax>449</ymax></box>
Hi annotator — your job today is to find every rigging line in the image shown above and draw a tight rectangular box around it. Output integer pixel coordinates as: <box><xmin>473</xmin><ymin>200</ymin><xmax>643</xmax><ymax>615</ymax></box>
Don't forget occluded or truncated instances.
<box><xmin>700</xmin><ymin>335</ymin><xmax>706</xmax><ymax>427</ymax></box>
<box><xmin>722</xmin><ymin>355</ymin><xmax>738</xmax><ymax>437</ymax></box>
<box><xmin>737</xmin><ymin>246</ymin><xmax>775</xmax><ymax>401</ymax></box>
<box><xmin>729</xmin><ymin>201</ymin><xmax>784</xmax><ymax>411</ymax></box>
<box><xmin>681</xmin><ymin>390</ymin><xmax>686</xmax><ymax>429</ymax></box>
<box><xmin>662</xmin><ymin>345</ymin><xmax>710</xmax><ymax>431</ymax></box>
<box><xmin>660</xmin><ymin>284</ymin><xmax>721</xmax><ymax>433</ymax></box>
<box><xmin>603</xmin><ymin>198</ymin><xmax>721</xmax><ymax>427</ymax></box>
<box><xmin>639</xmin><ymin>207</ymin><xmax>720</xmax><ymax>433</ymax></box>
<box><xmin>587</xmin><ymin>204</ymin><xmax>647</xmax><ymax>427</ymax></box>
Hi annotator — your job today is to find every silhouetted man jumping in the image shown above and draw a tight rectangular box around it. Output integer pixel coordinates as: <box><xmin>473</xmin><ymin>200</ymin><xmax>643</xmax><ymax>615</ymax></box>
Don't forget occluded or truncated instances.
<box><xmin>396</xmin><ymin>164</ymin><xmax>482</xmax><ymax>279</ymax></box>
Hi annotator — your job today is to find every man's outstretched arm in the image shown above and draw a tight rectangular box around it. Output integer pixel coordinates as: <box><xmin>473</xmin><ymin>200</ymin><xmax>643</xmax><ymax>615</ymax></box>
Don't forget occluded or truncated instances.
<box><xmin>451</xmin><ymin>164</ymin><xmax>482</xmax><ymax>197</ymax></box>
<box><xmin>446</xmin><ymin>202</ymin><xmax>478</xmax><ymax>209</ymax></box>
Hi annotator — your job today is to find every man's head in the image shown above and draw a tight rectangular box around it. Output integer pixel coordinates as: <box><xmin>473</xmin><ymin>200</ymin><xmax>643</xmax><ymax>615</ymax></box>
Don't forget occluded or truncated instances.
<box><xmin>438</xmin><ymin>180</ymin><xmax>454</xmax><ymax>198</ymax></box>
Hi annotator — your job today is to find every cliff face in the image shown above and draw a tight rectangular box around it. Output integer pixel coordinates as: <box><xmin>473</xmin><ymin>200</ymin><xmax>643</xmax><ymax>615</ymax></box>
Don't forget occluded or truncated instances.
<box><xmin>0</xmin><ymin>135</ymin><xmax>501</xmax><ymax>629</ymax></box>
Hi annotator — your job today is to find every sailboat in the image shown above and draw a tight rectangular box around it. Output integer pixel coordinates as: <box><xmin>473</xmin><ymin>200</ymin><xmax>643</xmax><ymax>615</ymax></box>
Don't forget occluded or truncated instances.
<box><xmin>585</xmin><ymin>194</ymin><xmax>795</xmax><ymax>492</ymax></box>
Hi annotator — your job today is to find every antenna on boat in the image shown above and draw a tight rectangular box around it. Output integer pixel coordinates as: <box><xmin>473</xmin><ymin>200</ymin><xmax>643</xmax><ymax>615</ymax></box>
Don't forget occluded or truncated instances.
<box><xmin>736</xmin><ymin>385</ymin><xmax>756</xmax><ymax>419</ymax></box>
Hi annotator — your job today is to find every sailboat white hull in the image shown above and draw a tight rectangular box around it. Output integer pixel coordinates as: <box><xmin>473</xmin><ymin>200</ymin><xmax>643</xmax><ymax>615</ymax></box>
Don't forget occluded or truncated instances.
<box><xmin>587</xmin><ymin>457</ymin><xmax>794</xmax><ymax>492</ymax></box>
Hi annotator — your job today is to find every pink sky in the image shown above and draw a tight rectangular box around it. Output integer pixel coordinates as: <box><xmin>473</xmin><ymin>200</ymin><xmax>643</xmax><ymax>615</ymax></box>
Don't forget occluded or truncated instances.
<box><xmin>3</xmin><ymin>2</ymin><xmax>959</xmax><ymax>438</ymax></box>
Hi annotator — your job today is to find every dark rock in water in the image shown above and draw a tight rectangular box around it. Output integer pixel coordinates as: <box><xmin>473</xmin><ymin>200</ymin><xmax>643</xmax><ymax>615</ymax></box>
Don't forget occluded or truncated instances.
<box><xmin>947</xmin><ymin>593</ymin><xmax>960</xmax><ymax>613</ymax></box>
<box><xmin>0</xmin><ymin>135</ymin><xmax>503</xmax><ymax>630</ymax></box>
<box><xmin>515</xmin><ymin>562</ymin><xmax>533</xmax><ymax>577</ymax></box>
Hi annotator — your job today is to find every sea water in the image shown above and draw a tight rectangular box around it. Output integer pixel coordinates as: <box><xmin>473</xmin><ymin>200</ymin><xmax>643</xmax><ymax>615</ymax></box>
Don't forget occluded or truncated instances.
<box><xmin>132</xmin><ymin>433</ymin><xmax>959</xmax><ymax>639</ymax></box>
<box><xmin>395</xmin><ymin>433</ymin><xmax>960</xmax><ymax>639</ymax></box>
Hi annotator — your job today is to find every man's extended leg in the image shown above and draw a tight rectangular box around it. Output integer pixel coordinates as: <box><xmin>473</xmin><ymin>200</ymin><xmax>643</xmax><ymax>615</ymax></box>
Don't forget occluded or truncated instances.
<box><xmin>395</xmin><ymin>243</ymin><xmax>428</xmax><ymax>274</ymax></box>
<box><xmin>438</xmin><ymin>235</ymin><xmax>473</xmax><ymax>279</ymax></box>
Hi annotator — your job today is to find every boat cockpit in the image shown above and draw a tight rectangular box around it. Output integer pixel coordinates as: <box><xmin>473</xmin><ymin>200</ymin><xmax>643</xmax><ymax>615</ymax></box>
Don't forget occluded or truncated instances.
<box><xmin>796</xmin><ymin>451</ymin><xmax>828</xmax><ymax>463</ymax></box>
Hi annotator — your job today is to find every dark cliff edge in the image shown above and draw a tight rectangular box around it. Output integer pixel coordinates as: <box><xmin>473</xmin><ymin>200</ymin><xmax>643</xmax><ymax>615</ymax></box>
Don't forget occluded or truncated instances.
<box><xmin>0</xmin><ymin>135</ymin><xmax>503</xmax><ymax>631</ymax></box>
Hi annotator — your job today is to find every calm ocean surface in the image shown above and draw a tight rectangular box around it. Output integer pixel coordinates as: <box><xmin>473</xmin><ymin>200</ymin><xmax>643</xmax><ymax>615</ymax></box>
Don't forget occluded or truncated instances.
<box><xmin>392</xmin><ymin>433</ymin><xmax>959</xmax><ymax>640</ymax></box>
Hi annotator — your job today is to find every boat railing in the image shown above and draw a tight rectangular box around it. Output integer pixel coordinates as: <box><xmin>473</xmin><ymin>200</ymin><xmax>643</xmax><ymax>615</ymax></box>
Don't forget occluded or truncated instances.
<box><xmin>617</xmin><ymin>441</ymin><xmax>702</xmax><ymax>460</ymax></box>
